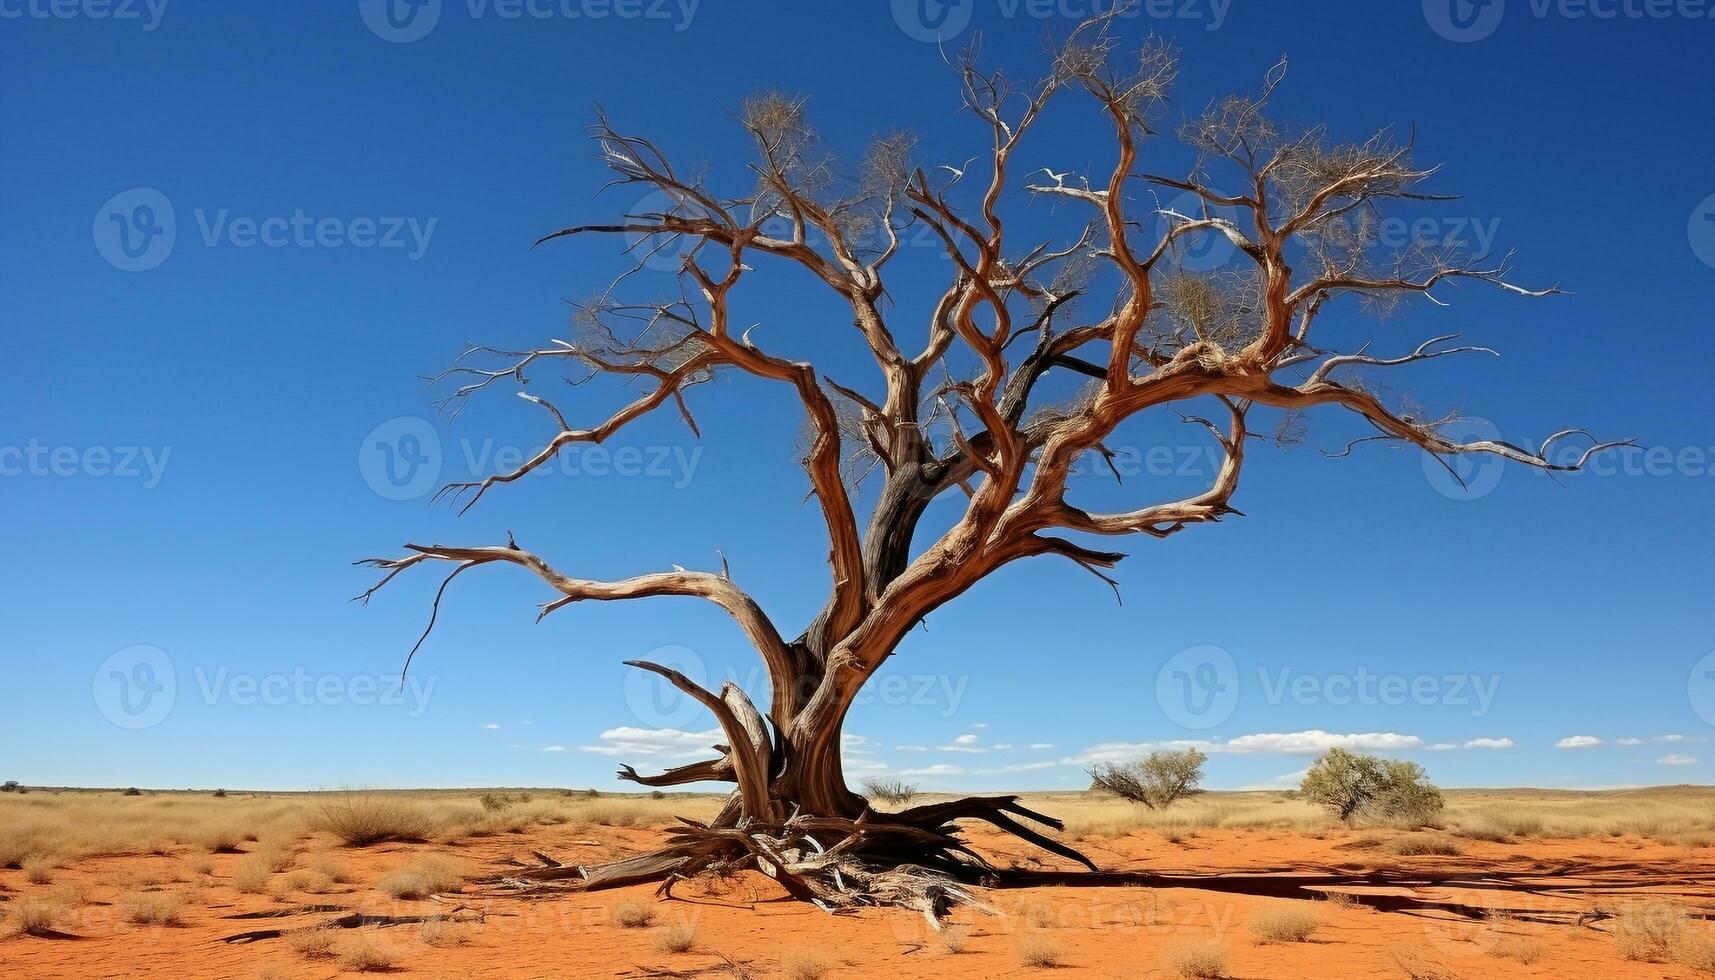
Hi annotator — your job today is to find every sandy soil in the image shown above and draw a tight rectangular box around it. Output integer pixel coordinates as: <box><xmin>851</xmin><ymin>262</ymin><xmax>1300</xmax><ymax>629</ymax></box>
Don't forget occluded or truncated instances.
<box><xmin>5</xmin><ymin>817</ymin><xmax>1715</xmax><ymax>979</ymax></box>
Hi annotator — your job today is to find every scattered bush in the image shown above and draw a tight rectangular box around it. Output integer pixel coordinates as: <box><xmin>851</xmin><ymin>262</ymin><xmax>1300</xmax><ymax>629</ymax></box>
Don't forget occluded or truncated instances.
<box><xmin>782</xmin><ymin>950</ymin><xmax>835</xmax><ymax>979</ymax></box>
<box><xmin>1300</xmin><ymin>748</ymin><xmax>1443</xmax><ymax>825</ymax></box>
<box><xmin>1249</xmin><ymin>905</ymin><xmax>1319</xmax><ymax>943</ymax></box>
<box><xmin>231</xmin><ymin>857</ymin><xmax>273</xmax><ymax>894</ymax></box>
<box><xmin>653</xmin><ymin>920</ymin><xmax>697</xmax><ymax>953</ymax></box>
<box><xmin>861</xmin><ymin>779</ymin><xmax>920</xmax><ymax>805</ymax></box>
<box><xmin>1167</xmin><ymin>941</ymin><xmax>1228</xmax><ymax>978</ymax></box>
<box><xmin>120</xmin><ymin>891</ymin><xmax>185</xmax><ymax>926</ymax></box>
<box><xmin>1</xmin><ymin>781</ymin><xmax>22</xmax><ymax>793</ymax></box>
<box><xmin>337</xmin><ymin>934</ymin><xmax>397</xmax><ymax>971</ymax></box>
<box><xmin>1016</xmin><ymin>934</ymin><xmax>1061</xmax><ymax>968</ymax></box>
<box><xmin>22</xmin><ymin>856</ymin><xmax>55</xmax><ymax>884</ymax></box>
<box><xmin>377</xmin><ymin>856</ymin><xmax>466</xmax><ymax>899</ymax></box>
<box><xmin>1487</xmin><ymin>935</ymin><xmax>1544</xmax><ymax>965</ymax></box>
<box><xmin>612</xmin><ymin>900</ymin><xmax>655</xmax><ymax>928</ymax></box>
<box><xmin>0</xmin><ymin>896</ymin><xmax>66</xmax><ymax>937</ymax></box>
<box><xmin>123</xmin><ymin>787</ymin><xmax>142</xmax><ymax>797</ymax></box>
<box><xmin>1089</xmin><ymin>748</ymin><xmax>1207</xmax><ymax>810</ymax></box>
<box><xmin>310</xmin><ymin>853</ymin><xmax>354</xmax><ymax>883</ymax></box>
<box><xmin>479</xmin><ymin>792</ymin><xmax>514</xmax><ymax>812</ymax></box>
<box><xmin>1383</xmin><ymin>835</ymin><xmax>1462</xmax><ymax>857</ymax></box>
<box><xmin>650</xmin><ymin>790</ymin><xmax>666</xmax><ymax>800</ymax></box>
<box><xmin>314</xmin><ymin>792</ymin><xmax>432</xmax><ymax>847</ymax></box>
<box><xmin>939</xmin><ymin>923</ymin><xmax>970</xmax><ymax>953</ymax></box>
<box><xmin>286</xmin><ymin>926</ymin><xmax>339</xmax><ymax>958</ymax></box>
<box><xmin>421</xmin><ymin>918</ymin><xmax>473</xmax><ymax>947</ymax></box>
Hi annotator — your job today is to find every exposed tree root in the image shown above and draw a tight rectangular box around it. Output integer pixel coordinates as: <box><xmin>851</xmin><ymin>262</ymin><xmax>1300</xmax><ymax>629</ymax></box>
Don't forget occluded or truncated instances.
<box><xmin>479</xmin><ymin>795</ymin><xmax>1090</xmax><ymax>925</ymax></box>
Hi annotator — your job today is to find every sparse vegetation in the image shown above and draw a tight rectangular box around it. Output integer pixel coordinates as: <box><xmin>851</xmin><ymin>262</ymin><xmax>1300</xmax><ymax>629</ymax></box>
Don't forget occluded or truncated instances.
<box><xmin>1</xmin><ymin>781</ymin><xmax>22</xmax><ymax>793</ymax></box>
<box><xmin>939</xmin><ymin>923</ymin><xmax>970</xmax><ymax>953</ymax></box>
<box><xmin>1016</xmin><ymin>934</ymin><xmax>1062</xmax><ymax>968</ymax></box>
<box><xmin>860</xmin><ymin>778</ymin><xmax>919</xmax><ymax>806</ymax></box>
<box><xmin>1613</xmin><ymin>899</ymin><xmax>1715</xmax><ymax>967</ymax></box>
<box><xmin>337</xmin><ymin>934</ymin><xmax>397</xmax><ymax>971</ymax></box>
<box><xmin>0</xmin><ymin>896</ymin><xmax>67</xmax><ymax>937</ymax></box>
<box><xmin>376</xmin><ymin>855</ymin><xmax>466</xmax><ymax>899</ymax></box>
<box><xmin>1383</xmin><ymin>834</ymin><xmax>1462</xmax><ymax>857</ymax></box>
<box><xmin>1250</xmin><ymin>905</ymin><xmax>1320</xmax><ymax>942</ymax></box>
<box><xmin>314</xmin><ymin>792</ymin><xmax>433</xmax><ymax>846</ymax></box>
<box><xmin>21</xmin><ymin>855</ymin><xmax>55</xmax><ymax>884</ymax></box>
<box><xmin>287</xmin><ymin>926</ymin><xmax>339</xmax><ymax>958</ymax></box>
<box><xmin>1167</xmin><ymin>940</ymin><xmax>1228</xmax><ymax>978</ymax></box>
<box><xmin>653</xmin><ymin>920</ymin><xmax>697</xmax><ymax>953</ymax></box>
<box><xmin>420</xmin><ymin>918</ymin><xmax>473</xmax><ymax>947</ymax></box>
<box><xmin>612</xmin><ymin>900</ymin><xmax>655</xmax><ymax>928</ymax></box>
<box><xmin>1301</xmin><ymin>749</ymin><xmax>1444</xmax><ymax>825</ymax></box>
<box><xmin>120</xmin><ymin>891</ymin><xmax>186</xmax><ymax>926</ymax></box>
<box><xmin>782</xmin><ymin>950</ymin><xmax>835</xmax><ymax>979</ymax></box>
<box><xmin>1089</xmin><ymin>748</ymin><xmax>1207</xmax><ymax>810</ymax></box>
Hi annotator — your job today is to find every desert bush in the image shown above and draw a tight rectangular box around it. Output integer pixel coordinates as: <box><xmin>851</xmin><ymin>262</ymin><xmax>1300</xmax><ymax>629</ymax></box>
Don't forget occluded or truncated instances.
<box><xmin>1301</xmin><ymin>748</ymin><xmax>1443</xmax><ymax>825</ymax></box>
<box><xmin>231</xmin><ymin>857</ymin><xmax>272</xmax><ymax>894</ymax></box>
<box><xmin>314</xmin><ymin>792</ymin><xmax>432</xmax><ymax>846</ymax></box>
<box><xmin>1487</xmin><ymin>935</ymin><xmax>1544</xmax><ymax>964</ymax></box>
<box><xmin>1</xmin><ymin>781</ymin><xmax>21</xmax><ymax>793</ymax></box>
<box><xmin>479</xmin><ymin>792</ymin><xmax>514</xmax><ymax>812</ymax></box>
<box><xmin>1249</xmin><ymin>905</ymin><xmax>1319</xmax><ymax>942</ymax></box>
<box><xmin>280</xmin><ymin>869</ymin><xmax>338</xmax><ymax>894</ymax></box>
<box><xmin>782</xmin><ymin>950</ymin><xmax>835</xmax><ymax>979</ymax></box>
<box><xmin>1167</xmin><ymin>940</ymin><xmax>1228</xmax><ymax>978</ymax></box>
<box><xmin>1317</xmin><ymin>890</ymin><xmax>1358</xmax><ymax>910</ymax></box>
<box><xmin>286</xmin><ymin>926</ymin><xmax>339</xmax><ymax>958</ymax></box>
<box><xmin>1089</xmin><ymin>748</ymin><xmax>1207</xmax><ymax>810</ymax></box>
<box><xmin>421</xmin><ymin>918</ymin><xmax>473</xmax><ymax>947</ymax></box>
<box><xmin>1</xmin><ymin>896</ymin><xmax>67</xmax><ymax>937</ymax></box>
<box><xmin>120</xmin><ymin>891</ymin><xmax>185</xmax><ymax>926</ymax></box>
<box><xmin>337</xmin><ymin>934</ymin><xmax>397</xmax><ymax>971</ymax></box>
<box><xmin>939</xmin><ymin>923</ymin><xmax>970</xmax><ymax>953</ymax></box>
<box><xmin>1016</xmin><ymin>934</ymin><xmax>1061</xmax><ymax>968</ymax></box>
<box><xmin>1615</xmin><ymin>900</ymin><xmax>1698</xmax><ymax>963</ymax></box>
<box><xmin>212</xmin><ymin>789</ymin><xmax>227</xmax><ymax>799</ymax></box>
<box><xmin>650</xmin><ymin>790</ymin><xmax>666</xmax><ymax>800</ymax></box>
<box><xmin>377</xmin><ymin>855</ymin><xmax>466</xmax><ymax>899</ymax></box>
<box><xmin>309</xmin><ymin>853</ymin><xmax>354</xmax><ymax>883</ymax></box>
<box><xmin>861</xmin><ymin>779</ymin><xmax>919</xmax><ymax>805</ymax></box>
<box><xmin>22</xmin><ymin>856</ymin><xmax>55</xmax><ymax>884</ymax></box>
<box><xmin>123</xmin><ymin>787</ymin><xmax>142</xmax><ymax>797</ymax></box>
<box><xmin>1383</xmin><ymin>834</ymin><xmax>1462</xmax><ymax>856</ymax></box>
<box><xmin>653</xmin><ymin>920</ymin><xmax>697</xmax><ymax>953</ymax></box>
<box><xmin>613</xmin><ymin>900</ymin><xmax>655</xmax><ymax>928</ymax></box>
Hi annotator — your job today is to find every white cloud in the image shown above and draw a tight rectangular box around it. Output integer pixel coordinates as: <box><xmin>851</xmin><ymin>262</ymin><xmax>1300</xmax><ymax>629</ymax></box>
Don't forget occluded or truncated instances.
<box><xmin>899</xmin><ymin>764</ymin><xmax>966</xmax><ymax>777</ymax></box>
<box><xmin>895</xmin><ymin>744</ymin><xmax>929</xmax><ymax>752</ymax></box>
<box><xmin>1617</xmin><ymin>738</ymin><xmax>1644</xmax><ymax>746</ymax></box>
<box><xmin>993</xmin><ymin>743</ymin><xmax>1014</xmax><ymax>750</ymax></box>
<box><xmin>1658</xmin><ymin>754</ymin><xmax>1697</xmax><ymax>766</ymax></box>
<box><xmin>842</xmin><ymin>733</ymin><xmax>874</xmax><ymax>754</ymax></box>
<box><xmin>1066</xmin><ymin>731</ymin><xmax>1424</xmax><ymax>765</ymax></box>
<box><xmin>481</xmin><ymin>723</ymin><xmax>501</xmax><ymax>730</ymax></box>
<box><xmin>578</xmin><ymin>726</ymin><xmax>721</xmax><ymax>758</ymax></box>
<box><xmin>973</xmin><ymin>761</ymin><xmax>1060</xmax><ymax>774</ymax></box>
<box><xmin>1237</xmin><ymin>767</ymin><xmax>1309</xmax><ymax>791</ymax></box>
<box><xmin>1656</xmin><ymin>734</ymin><xmax>1688</xmax><ymax>743</ymax></box>
<box><xmin>1463</xmin><ymin>737</ymin><xmax>1514</xmax><ymax>750</ymax></box>
<box><xmin>1556</xmin><ymin>735</ymin><xmax>1604</xmax><ymax>750</ymax></box>
<box><xmin>970</xmin><ymin>723</ymin><xmax>989</xmax><ymax>729</ymax></box>
<box><xmin>540</xmin><ymin>745</ymin><xmax>566</xmax><ymax>752</ymax></box>
<box><xmin>1026</xmin><ymin>743</ymin><xmax>1056</xmax><ymax>750</ymax></box>
<box><xmin>845</xmin><ymin>757</ymin><xmax>890</xmax><ymax>772</ymax></box>
<box><xmin>938</xmin><ymin>733</ymin><xmax>987</xmax><ymax>753</ymax></box>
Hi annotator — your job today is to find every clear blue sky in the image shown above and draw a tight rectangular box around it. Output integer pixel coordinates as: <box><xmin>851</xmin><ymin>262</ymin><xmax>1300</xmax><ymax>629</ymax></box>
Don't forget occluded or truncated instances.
<box><xmin>3</xmin><ymin>0</ymin><xmax>1712</xmax><ymax>794</ymax></box>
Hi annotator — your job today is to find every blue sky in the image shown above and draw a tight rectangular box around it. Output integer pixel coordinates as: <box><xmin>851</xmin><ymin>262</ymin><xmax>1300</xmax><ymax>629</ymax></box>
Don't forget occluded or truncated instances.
<box><xmin>2</xmin><ymin>0</ymin><xmax>1712</xmax><ymax>794</ymax></box>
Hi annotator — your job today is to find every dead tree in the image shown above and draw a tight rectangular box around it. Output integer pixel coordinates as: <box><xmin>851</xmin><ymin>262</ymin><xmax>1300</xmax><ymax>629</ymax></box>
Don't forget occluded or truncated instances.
<box><xmin>358</xmin><ymin>14</ymin><xmax>1628</xmax><ymax>915</ymax></box>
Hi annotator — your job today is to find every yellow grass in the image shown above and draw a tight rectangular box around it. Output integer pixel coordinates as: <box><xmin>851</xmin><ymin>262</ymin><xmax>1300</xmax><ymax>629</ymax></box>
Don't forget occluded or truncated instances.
<box><xmin>1016</xmin><ymin>934</ymin><xmax>1062</xmax><ymax>968</ymax></box>
<box><xmin>1167</xmin><ymin>940</ymin><xmax>1229</xmax><ymax>978</ymax></box>
<box><xmin>782</xmin><ymin>950</ymin><xmax>836</xmax><ymax>979</ymax></box>
<box><xmin>1250</xmin><ymin>904</ymin><xmax>1320</xmax><ymax>942</ymax></box>
<box><xmin>376</xmin><ymin>855</ymin><xmax>467</xmax><ymax>899</ymax></box>
<box><xmin>119</xmin><ymin>890</ymin><xmax>186</xmax><ymax>926</ymax></box>
<box><xmin>0</xmin><ymin>895</ymin><xmax>67</xmax><ymax>937</ymax></box>
<box><xmin>653</xmin><ymin>920</ymin><xmax>697</xmax><ymax>953</ymax></box>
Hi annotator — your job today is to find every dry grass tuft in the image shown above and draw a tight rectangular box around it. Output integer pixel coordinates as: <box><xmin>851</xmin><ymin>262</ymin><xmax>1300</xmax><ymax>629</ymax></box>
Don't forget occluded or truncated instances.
<box><xmin>21</xmin><ymin>856</ymin><xmax>55</xmax><ymax>884</ymax></box>
<box><xmin>1383</xmin><ymin>835</ymin><xmax>1462</xmax><ymax>857</ymax></box>
<box><xmin>231</xmin><ymin>856</ymin><xmax>273</xmax><ymax>894</ymax></box>
<box><xmin>314</xmin><ymin>792</ymin><xmax>432</xmax><ymax>847</ymax></box>
<box><xmin>1317</xmin><ymin>890</ymin><xmax>1358</xmax><ymax>910</ymax></box>
<box><xmin>309</xmin><ymin>853</ymin><xmax>353</xmax><ymax>883</ymax></box>
<box><xmin>120</xmin><ymin>891</ymin><xmax>186</xmax><ymax>926</ymax></box>
<box><xmin>938</xmin><ymin>923</ymin><xmax>970</xmax><ymax>953</ymax></box>
<box><xmin>287</xmin><ymin>925</ymin><xmax>339</xmax><ymax>958</ymax></box>
<box><xmin>1389</xmin><ymin>951</ymin><xmax>1460</xmax><ymax>980</ymax></box>
<box><xmin>1167</xmin><ymin>941</ymin><xmax>1228</xmax><ymax>978</ymax></box>
<box><xmin>612</xmin><ymin>900</ymin><xmax>655</xmax><ymax>928</ymax></box>
<box><xmin>1250</xmin><ymin>904</ymin><xmax>1319</xmax><ymax>942</ymax></box>
<box><xmin>781</xmin><ymin>950</ymin><xmax>835</xmax><ymax>979</ymax></box>
<box><xmin>376</xmin><ymin>855</ymin><xmax>466</xmax><ymax>899</ymax></box>
<box><xmin>420</xmin><ymin>918</ymin><xmax>473</xmax><ymax>947</ymax></box>
<box><xmin>337</xmin><ymin>934</ymin><xmax>397</xmax><ymax>972</ymax></box>
<box><xmin>1613</xmin><ymin>899</ymin><xmax>1715</xmax><ymax>968</ymax></box>
<box><xmin>1016</xmin><ymin>934</ymin><xmax>1062</xmax><ymax>968</ymax></box>
<box><xmin>653</xmin><ymin>920</ymin><xmax>697</xmax><ymax>953</ymax></box>
<box><xmin>1487</xmin><ymin>934</ymin><xmax>1544</xmax><ymax>964</ymax></box>
<box><xmin>1</xmin><ymin>896</ymin><xmax>67</xmax><ymax>937</ymax></box>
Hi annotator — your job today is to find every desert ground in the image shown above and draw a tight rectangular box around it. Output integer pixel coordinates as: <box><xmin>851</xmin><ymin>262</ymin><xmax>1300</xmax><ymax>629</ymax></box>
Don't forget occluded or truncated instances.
<box><xmin>5</xmin><ymin>786</ymin><xmax>1715</xmax><ymax>978</ymax></box>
